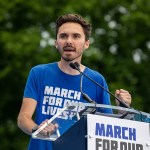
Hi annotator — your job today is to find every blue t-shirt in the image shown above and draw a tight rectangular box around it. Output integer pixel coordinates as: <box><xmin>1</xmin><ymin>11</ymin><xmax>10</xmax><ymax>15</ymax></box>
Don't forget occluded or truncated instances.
<box><xmin>23</xmin><ymin>62</ymin><xmax>112</xmax><ymax>150</ymax></box>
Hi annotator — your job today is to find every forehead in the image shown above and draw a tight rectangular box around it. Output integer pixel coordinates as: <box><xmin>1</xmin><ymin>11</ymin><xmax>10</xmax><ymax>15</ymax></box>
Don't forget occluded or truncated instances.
<box><xmin>58</xmin><ymin>22</ymin><xmax>85</xmax><ymax>35</ymax></box>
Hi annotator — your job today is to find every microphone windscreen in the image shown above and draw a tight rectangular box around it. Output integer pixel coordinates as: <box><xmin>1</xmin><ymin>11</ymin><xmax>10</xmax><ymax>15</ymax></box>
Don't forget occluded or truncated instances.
<box><xmin>74</xmin><ymin>62</ymin><xmax>80</xmax><ymax>68</ymax></box>
<box><xmin>69</xmin><ymin>63</ymin><xmax>76</xmax><ymax>69</ymax></box>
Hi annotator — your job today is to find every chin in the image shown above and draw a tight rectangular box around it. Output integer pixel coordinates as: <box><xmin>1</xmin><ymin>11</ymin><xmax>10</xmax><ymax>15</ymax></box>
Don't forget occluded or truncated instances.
<box><xmin>62</xmin><ymin>57</ymin><xmax>75</xmax><ymax>62</ymax></box>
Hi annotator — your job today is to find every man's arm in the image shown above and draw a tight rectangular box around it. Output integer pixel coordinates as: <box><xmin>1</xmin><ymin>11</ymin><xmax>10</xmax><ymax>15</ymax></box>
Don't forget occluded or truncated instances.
<box><xmin>17</xmin><ymin>98</ymin><xmax>58</xmax><ymax>136</ymax></box>
<box><xmin>17</xmin><ymin>98</ymin><xmax>37</xmax><ymax>135</ymax></box>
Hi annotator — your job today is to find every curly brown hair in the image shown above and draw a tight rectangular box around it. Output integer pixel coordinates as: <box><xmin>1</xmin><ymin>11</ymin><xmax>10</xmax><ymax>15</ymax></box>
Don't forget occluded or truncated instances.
<box><xmin>55</xmin><ymin>14</ymin><xmax>92</xmax><ymax>40</ymax></box>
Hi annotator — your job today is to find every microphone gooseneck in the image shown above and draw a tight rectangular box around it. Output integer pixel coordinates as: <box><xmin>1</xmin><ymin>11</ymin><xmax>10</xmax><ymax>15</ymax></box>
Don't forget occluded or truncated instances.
<box><xmin>70</xmin><ymin>62</ymin><xmax>96</xmax><ymax>104</ymax></box>
<box><xmin>80</xmin><ymin>75</ymin><xmax>96</xmax><ymax>103</ymax></box>
<box><xmin>69</xmin><ymin>62</ymin><xmax>131</xmax><ymax>109</ymax></box>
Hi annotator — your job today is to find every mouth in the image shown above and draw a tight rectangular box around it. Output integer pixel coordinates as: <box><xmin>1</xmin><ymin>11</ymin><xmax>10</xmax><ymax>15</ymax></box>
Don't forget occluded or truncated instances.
<box><xmin>63</xmin><ymin>46</ymin><xmax>76</xmax><ymax>51</ymax></box>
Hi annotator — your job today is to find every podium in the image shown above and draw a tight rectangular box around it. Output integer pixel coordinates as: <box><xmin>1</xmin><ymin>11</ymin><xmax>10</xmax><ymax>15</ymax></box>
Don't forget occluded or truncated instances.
<box><xmin>32</xmin><ymin>103</ymin><xmax>150</xmax><ymax>150</ymax></box>
<box><xmin>52</xmin><ymin>116</ymin><xmax>87</xmax><ymax>150</ymax></box>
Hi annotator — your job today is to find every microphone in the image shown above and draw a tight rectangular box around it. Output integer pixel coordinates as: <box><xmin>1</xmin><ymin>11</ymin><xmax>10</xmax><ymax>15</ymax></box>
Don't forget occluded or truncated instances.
<box><xmin>70</xmin><ymin>62</ymin><xmax>95</xmax><ymax>103</ymax></box>
<box><xmin>69</xmin><ymin>62</ymin><xmax>131</xmax><ymax>109</ymax></box>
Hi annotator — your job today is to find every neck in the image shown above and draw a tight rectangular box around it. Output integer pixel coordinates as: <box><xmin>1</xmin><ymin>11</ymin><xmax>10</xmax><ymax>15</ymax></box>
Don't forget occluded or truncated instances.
<box><xmin>58</xmin><ymin>60</ymin><xmax>85</xmax><ymax>75</ymax></box>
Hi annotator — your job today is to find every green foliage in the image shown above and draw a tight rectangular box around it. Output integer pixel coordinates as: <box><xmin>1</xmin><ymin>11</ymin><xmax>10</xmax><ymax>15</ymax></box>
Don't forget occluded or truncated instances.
<box><xmin>0</xmin><ymin>0</ymin><xmax>150</xmax><ymax>149</ymax></box>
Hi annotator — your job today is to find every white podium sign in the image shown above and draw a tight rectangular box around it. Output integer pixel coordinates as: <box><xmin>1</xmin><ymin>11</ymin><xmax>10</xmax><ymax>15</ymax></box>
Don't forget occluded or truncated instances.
<box><xmin>87</xmin><ymin>114</ymin><xmax>150</xmax><ymax>150</ymax></box>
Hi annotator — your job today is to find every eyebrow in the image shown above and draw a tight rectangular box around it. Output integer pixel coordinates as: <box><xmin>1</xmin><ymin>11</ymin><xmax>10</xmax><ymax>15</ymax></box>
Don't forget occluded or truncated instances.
<box><xmin>59</xmin><ymin>33</ymin><xmax>81</xmax><ymax>36</ymax></box>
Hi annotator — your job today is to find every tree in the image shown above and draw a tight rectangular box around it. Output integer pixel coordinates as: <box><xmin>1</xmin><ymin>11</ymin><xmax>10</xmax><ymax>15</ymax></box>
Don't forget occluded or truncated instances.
<box><xmin>0</xmin><ymin>0</ymin><xmax>149</xmax><ymax>149</ymax></box>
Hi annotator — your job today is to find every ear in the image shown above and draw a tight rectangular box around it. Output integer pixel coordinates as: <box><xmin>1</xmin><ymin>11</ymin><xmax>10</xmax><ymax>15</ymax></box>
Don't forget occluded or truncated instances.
<box><xmin>55</xmin><ymin>40</ymin><xmax>58</xmax><ymax>49</ymax></box>
<box><xmin>84</xmin><ymin>40</ymin><xmax>90</xmax><ymax>49</ymax></box>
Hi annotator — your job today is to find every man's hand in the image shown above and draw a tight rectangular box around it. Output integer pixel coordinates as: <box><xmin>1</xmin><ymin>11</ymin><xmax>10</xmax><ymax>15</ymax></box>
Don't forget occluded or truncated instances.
<box><xmin>38</xmin><ymin>119</ymin><xmax>58</xmax><ymax>137</ymax></box>
<box><xmin>115</xmin><ymin>89</ymin><xmax>131</xmax><ymax>106</ymax></box>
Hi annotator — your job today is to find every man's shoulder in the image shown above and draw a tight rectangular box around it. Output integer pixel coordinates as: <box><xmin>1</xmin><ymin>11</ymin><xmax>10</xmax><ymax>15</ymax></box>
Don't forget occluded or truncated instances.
<box><xmin>84</xmin><ymin>67</ymin><xmax>104</xmax><ymax>79</ymax></box>
<box><xmin>32</xmin><ymin>62</ymin><xmax>57</xmax><ymax>71</ymax></box>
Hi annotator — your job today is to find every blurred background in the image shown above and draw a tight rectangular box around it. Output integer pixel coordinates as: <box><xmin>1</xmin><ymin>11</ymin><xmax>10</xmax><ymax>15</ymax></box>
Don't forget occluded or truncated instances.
<box><xmin>0</xmin><ymin>0</ymin><xmax>150</xmax><ymax>149</ymax></box>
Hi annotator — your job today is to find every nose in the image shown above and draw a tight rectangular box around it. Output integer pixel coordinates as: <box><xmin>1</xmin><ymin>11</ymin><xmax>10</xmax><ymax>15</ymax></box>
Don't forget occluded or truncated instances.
<box><xmin>66</xmin><ymin>36</ymin><xmax>73</xmax><ymax>45</ymax></box>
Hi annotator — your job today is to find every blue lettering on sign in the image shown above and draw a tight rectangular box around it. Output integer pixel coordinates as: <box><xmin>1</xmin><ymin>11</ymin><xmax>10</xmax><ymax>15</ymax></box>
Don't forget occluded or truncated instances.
<box><xmin>122</xmin><ymin>127</ymin><xmax>128</xmax><ymax>140</ymax></box>
<box><xmin>106</xmin><ymin>124</ymin><xmax>113</xmax><ymax>138</ymax></box>
<box><xmin>95</xmin><ymin>123</ymin><xmax>105</xmax><ymax>136</ymax></box>
<box><xmin>114</xmin><ymin>125</ymin><xmax>121</xmax><ymax>139</ymax></box>
<box><xmin>129</xmin><ymin>128</ymin><xmax>136</xmax><ymax>141</ymax></box>
<box><xmin>95</xmin><ymin>123</ymin><xmax>136</xmax><ymax>141</ymax></box>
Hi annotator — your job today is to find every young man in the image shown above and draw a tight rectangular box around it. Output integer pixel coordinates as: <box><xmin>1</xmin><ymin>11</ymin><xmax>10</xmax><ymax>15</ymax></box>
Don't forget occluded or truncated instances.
<box><xmin>17</xmin><ymin>14</ymin><xmax>131</xmax><ymax>150</ymax></box>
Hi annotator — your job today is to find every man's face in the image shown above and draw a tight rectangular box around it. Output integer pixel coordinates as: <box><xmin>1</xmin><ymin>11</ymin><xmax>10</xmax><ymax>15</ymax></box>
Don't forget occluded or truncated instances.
<box><xmin>55</xmin><ymin>22</ymin><xmax>90</xmax><ymax>62</ymax></box>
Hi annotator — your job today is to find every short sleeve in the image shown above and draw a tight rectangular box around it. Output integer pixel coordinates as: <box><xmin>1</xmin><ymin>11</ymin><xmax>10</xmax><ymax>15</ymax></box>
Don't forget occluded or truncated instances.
<box><xmin>23</xmin><ymin>68</ymin><xmax>38</xmax><ymax>101</ymax></box>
